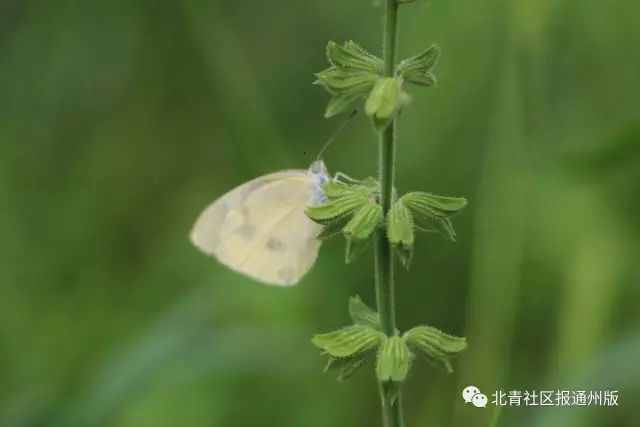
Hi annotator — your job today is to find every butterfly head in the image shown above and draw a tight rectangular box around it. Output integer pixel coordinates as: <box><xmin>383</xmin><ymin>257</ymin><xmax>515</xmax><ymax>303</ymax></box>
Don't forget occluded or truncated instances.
<box><xmin>308</xmin><ymin>160</ymin><xmax>330</xmax><ymax>205</ymax></box>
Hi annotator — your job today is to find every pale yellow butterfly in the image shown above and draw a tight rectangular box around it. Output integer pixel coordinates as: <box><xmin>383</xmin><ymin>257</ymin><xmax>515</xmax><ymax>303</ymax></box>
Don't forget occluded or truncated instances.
<box><xmin>190</xmin><ymin>160</ymin><xmax>329</xmax><ymax>286</ymax></box>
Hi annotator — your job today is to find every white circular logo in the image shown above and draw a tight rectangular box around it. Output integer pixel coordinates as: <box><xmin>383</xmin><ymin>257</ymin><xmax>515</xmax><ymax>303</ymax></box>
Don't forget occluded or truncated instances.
<box><xmin>462</xmin><ymin>385</ymin><xmax>487</xmax><ymax>408</ymax></box>
<box><xmin>472</xmin><ymin>393</ymin><xmax>488</xmax><ymax>408</ymax></box>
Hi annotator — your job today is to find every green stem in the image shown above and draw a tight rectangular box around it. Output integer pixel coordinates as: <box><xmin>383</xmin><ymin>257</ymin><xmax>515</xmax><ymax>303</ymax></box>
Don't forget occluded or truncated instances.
<box><xmin>375</xmin><ymin>1</ymin><xmax>404</xmax><ymax>427</ymax></box>
<box><xmin>375</xmin><ymin>127</ymin><xmax>396</xmax><ymax>335</ymax></box>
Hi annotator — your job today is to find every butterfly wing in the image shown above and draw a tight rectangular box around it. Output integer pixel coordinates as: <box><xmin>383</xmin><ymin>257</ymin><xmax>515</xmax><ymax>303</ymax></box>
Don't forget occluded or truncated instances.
<box><xmin>190</xmin><ymin>170</ymin><xmax>323</xmax><ymax>286</ymax></box>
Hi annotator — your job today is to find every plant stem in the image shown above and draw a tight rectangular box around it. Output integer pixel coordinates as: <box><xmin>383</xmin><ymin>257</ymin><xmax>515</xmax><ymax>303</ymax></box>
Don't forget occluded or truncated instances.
<box><xmin>375</xmin><ymin>1</ymin><xmax>404</xmax><ymax>427</ymax></box>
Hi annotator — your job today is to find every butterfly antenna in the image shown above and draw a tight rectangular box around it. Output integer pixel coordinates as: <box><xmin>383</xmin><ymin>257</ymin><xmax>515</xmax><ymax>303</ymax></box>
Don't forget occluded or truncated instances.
<box><xmin>316</xmin><ymin>109</ymin><xmax>358</xmax><ymax>161</ymax></box>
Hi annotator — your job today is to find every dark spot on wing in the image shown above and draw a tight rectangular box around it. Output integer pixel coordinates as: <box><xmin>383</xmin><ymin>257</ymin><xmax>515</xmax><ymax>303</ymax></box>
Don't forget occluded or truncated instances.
<box><xmin>266</xmin><ymin>237</ymin><xmax>286</xmax><ymax>251</ymax></box>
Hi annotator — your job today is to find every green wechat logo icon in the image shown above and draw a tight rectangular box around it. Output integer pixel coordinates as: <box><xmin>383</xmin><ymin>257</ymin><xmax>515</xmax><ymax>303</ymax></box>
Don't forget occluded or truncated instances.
<box><xmin>463</xmin><ymin>385</ymin><xmax>488</xmax><ymax>408</ymax></box>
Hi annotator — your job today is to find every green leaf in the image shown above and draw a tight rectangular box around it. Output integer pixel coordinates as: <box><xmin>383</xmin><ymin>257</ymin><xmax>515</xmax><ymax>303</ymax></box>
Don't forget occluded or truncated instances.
<box><xmin>403</xmin><ymin>325</ymin><xmax>467</xmax><ymax>374</ymax></box>
<box><xmin>396</xmin><ymin>45</ymin><xmax>440</xmax><ymax>87</ymax></box>
<box><xmin>376</xmin><ymin>335</ymin><xmax>413</xmax><ymax>382</ymax></box>
<box><xmin>343</xmin><ymin>202</ymin><xmax>383</xmax><ymax>240</ymax></box>
<box><xmin>312</xmin><ymin>325</ymin><xmax>384</xmax><ymax>358</ymax></box>
<box><xmin>349</xmin><ymin>295</ymin><xmax>381</xmax><ymax>330</ymax></box>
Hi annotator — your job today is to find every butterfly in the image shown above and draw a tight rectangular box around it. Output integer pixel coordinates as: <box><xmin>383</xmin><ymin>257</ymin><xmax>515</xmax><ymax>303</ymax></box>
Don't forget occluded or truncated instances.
<box><xmin>190</xmin><ymin>160</ymin><xmax>330</xmax><ymax>286</ymax></box>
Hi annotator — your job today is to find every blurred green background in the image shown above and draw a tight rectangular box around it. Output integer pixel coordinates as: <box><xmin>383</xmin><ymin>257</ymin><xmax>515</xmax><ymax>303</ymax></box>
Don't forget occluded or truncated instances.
<box><xmin>1</xmin><ymin>0</ymin><xmax>639</xmax><ymax>426</ymax></box>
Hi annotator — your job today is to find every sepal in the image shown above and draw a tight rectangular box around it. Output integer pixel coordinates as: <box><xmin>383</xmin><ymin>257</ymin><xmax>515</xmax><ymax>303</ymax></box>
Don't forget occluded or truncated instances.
<box><xmin>306</xmin><ymin>192</ymin><xmax>369</xmax><ymax>225</ymax></box>
<box><xmin>325</xmin><ymin>40</ymin><xmax>383</xmax><ymax>73</ymax></box>
<box><xmin>349</xmin><ymin>295</ymin><xmax>381</xmax><ymax>330</ymax></box>
<box><xmin>315</xmin><ymin>41</ymin><xmax>383</xmax><ymax>117</ymax></box>
<box><xmin>403</xmin><ymin>325</ymin><xmax>467</xmax><ymax>374</ymax></box>
<box><xmin>343</xmin><ymin>202</ymin><xmax>382</xmax><ymax>262</ymax></box>
<box><xmin>316</xmin><ymin>215</ymin><xmax>351</xmax><ymax>240</ymax></box>
<box><xmin>345</xmin><ymin>235</ymin><xmax>374</xmax><ymax>264</ymax></box>
<box><xmin>315</xmin><ymin>68</ymin><xmax>379</xmax><ymax>95</ymax></box>
<box><xmin>313</xmin><ymin>298</ymin><xmax>383</xmax><ymax>382</ymax></box>
<box><xmin>324</xmin><ymin>91</ymin><xmax>368</xmax><ymax>118</ymax></box>
<box><xmin>396</xmin><ymin>45</ymin><xmax>440</xmax><ymax>87</ymax></box>
<box><xmin>400</xmin><ymin>192</ymin><xmax>467</xmax><ymax>241</ymax></box>
<box><xmin>344</xmin><ymin>202</ymin><xmax>383</xmax><ymax>240</ymax></box>
<box><xmin>307</xmin><ymin>176</ymin><xmax>382</xmax><ymax>262</ymax></box>
<box><xmin>365</xmin><ymin>77</ymin><xmax>409</xmax><ymax>131</ymax></box>
<box><xmin>324</xmin><ymin>355</ymin><xmax>369</xmax><ymax>382</ymax></box>
<box><xmin>322</xmin><ymin>180</ymin><xmax>355</xmax><ymax>199</ymax></box>
<box><xmin>387</xmin><ymin>199</ymin><xmax>415</xmax><ymax>268</ymax></box>
<box><xmin>312</xmin><ymin>324</ymin><xmax>384</xmax><ymax>358</ymax></box>
<box><xmin>376</xmin><ymin>335</ymin><xmax>413</xmax><ymax>382</ymax></box>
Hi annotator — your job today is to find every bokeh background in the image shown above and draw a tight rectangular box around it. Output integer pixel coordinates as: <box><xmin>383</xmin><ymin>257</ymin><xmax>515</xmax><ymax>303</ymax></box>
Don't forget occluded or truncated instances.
<box><xmin>1</xmin><ymin>0</ymin><xmax>639</xmax><ymax>426</ymax></box>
